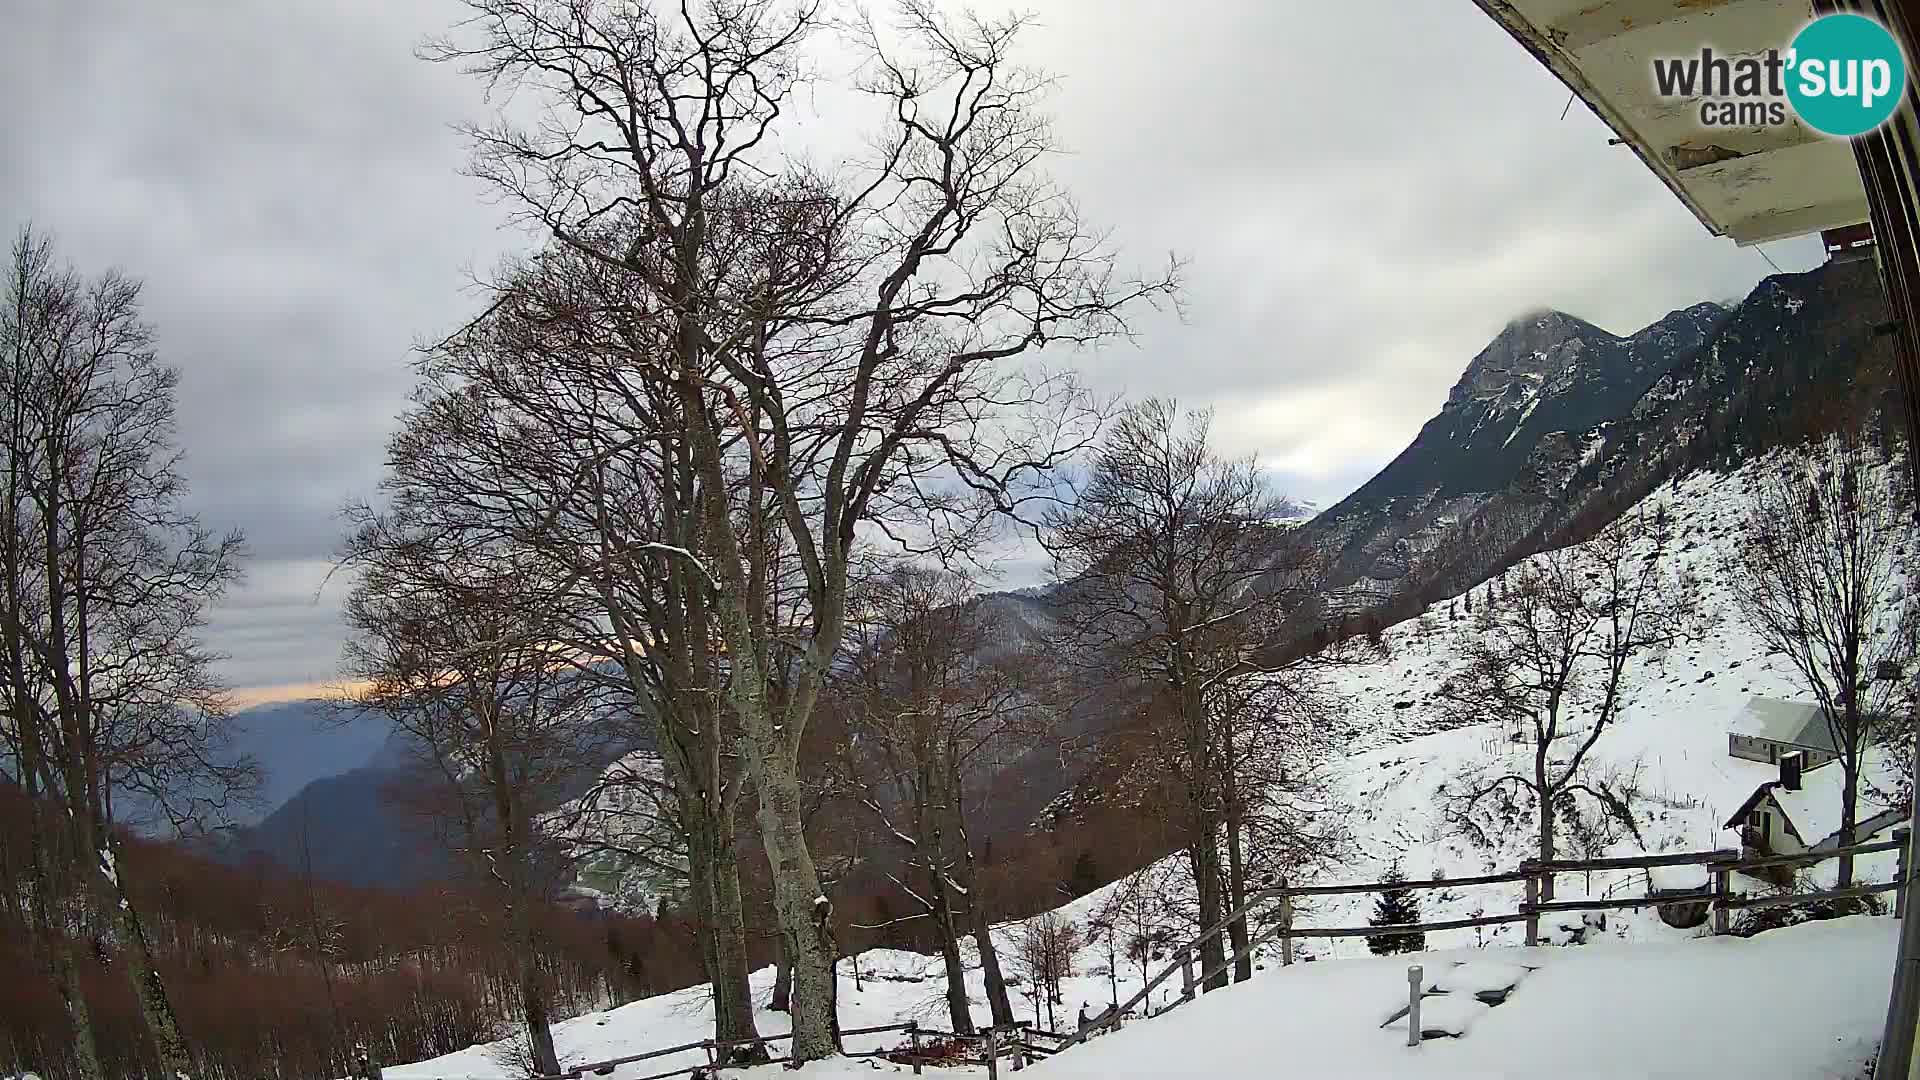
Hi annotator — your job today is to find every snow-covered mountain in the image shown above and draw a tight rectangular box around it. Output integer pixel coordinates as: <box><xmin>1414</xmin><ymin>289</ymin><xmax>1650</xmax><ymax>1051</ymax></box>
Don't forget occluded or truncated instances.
<box><xmin>1293</xmin><ymin>257</ymin><xmax>1889</xmax><ymax>619</ymax></box>
<box><xmin>385</xmin><ymin>447</ymin><xmax>1913</xmax><ymax>1080</ymax></box>
<box><xmin>1293</xmin><ymin>459</ymin><xmax>1906</xmax><ymax>947</ymax></box>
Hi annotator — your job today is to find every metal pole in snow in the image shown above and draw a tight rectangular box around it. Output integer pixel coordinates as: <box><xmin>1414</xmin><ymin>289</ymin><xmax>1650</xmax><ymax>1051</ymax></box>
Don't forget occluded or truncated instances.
<box><xmin>1407</xmin><ymin>965</ymin><xmax>1423</xmax><ymax>1048</ymax></box>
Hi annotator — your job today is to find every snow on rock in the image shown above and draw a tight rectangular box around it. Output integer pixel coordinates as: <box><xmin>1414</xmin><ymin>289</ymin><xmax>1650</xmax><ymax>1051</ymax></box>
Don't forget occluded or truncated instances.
<box><xmin>1430</xmin><ymin>959</ymin><xmax>1529</xmax><ymax>997</ymax></box>
<box><xmin>1399</xmin><ymin>993</ymin><xmax>1492</xmax><ymax>1038</ymax></box>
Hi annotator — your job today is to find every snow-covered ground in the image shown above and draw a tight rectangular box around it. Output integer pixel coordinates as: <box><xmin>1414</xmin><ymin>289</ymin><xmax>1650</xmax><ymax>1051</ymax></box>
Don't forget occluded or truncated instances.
<box><xmin>1281</xmin><ymin>459</ymin><xmax>1907</xmax><ymax>955</ymax></box>
<box><xmin>390</xmin><ymin>917</ymin><xmax>1898</xmax><ymax>1080</ymax></box>
<box><xmin>391</xmin><ymin>457</ymin><xmax>1913</xmax><ymax>1079</ymax></box>
<box><xmin>1036</xmin><ymin>916</ymin><xmax>1893</xmax><ymax>1080</ymax></box>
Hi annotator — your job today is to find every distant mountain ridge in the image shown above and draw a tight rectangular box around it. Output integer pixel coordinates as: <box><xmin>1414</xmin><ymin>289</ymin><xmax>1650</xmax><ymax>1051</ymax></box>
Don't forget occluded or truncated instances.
<box><xmin>230</xmin><ymin>258</ymin><xmax>1892</xmax><ymax>886</ymax></box>
<box><xmin>1404</xmin><ymin>257</ymin><xmax>1893</xmax><ymax>604</ymax></box>
<box><xmin>225</xmin><ymin>698</ymin><xmax>390</xmax><ymax>824</ymax></box>
<box><xmin>221</xmin><ymin>694</ymin><xmax>653</xmax><ymax>890</ymax></box>
<box><xmin>1295</xmin><ymin>298</ymin><xmax>1731</xmax><ymax>614</ymax></box>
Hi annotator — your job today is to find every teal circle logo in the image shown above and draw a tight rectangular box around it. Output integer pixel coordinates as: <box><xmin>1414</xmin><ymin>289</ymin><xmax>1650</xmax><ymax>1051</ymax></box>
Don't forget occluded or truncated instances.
<box><xmin>1787</xmin><ymin>14</ymin><xmax>1906</xmax><ymax>137</ymax></box>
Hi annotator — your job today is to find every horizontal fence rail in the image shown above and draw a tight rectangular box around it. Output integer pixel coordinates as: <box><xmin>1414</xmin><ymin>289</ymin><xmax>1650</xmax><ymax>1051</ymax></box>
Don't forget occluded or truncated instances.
<box><xmin>510</xmin><ymin>1021</ymin><xmax>922</xmax><ymax>1080</ymax></box>
<box><xmin>1075</xmin><ymin>828</ymin><xmax>1912</xmax><ymax>1048</ymax></box>
<box><xmin>406</xmin><ymin>832</ymin><xmax>1912</xmax><ymax>1079</ymax></box>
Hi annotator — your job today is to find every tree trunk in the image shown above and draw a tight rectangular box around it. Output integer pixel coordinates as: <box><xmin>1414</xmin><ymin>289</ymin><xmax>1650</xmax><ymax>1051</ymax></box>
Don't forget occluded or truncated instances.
<box><xmin>956</xmin><ymin>856</ymin><xmax>1015</xmax><ymax>1026</ymax></box>
<box><xmin>922</xmin><ymin>760</ymin><xmax>974</xmax><ymax>1034</ymax></box>
<box><xmin>949</xmin><ymin>774</ymin><xmax>1013</xmax><ymax>1024</ymax></box>
<box><xmin>52</xmin><ymin>944</ymin><xmax>102</xmax><ymax>1080</ymax></box>
<box><xmin>1535</xmin><ymin>747</ymin><xmax>1558</xmax><ymax>902</ymax></box>
<box><xmin>9</xmin><ymin>671</ymin><xmax>104</xmax><ymax>1080</ymax></box>
<box><xmin>929</xmin><ymin>864</ymin><xmax>975</xmax><ymax>1034</ymax></box>
<box><xmin>677</xmin><ymin>337</ymin><xmax>837</xmax><ymax>1061</ymax></box>
<box><xmin>708</xmin><ymin>855</ymin><xmax>764</xmax><ymax>1060</ymax></box>
<box><xmin>1537</xmin><ymin>791</ymin><xmax>1558</xmax><ymax>902</ymax></box>
<box><xmin>771</xmin><ymin>937</ymin><xmax>792</xmax><ymax>1012</ymax></box>
<box><xmin>518</xmin><ymin>949</ymin><xmax>561</xmax><ymax>1077</ymax></box>
<box><xmin>1839</xmin><ymin>758</ymin><xmax>1860</xmax><ymax>888</ymax></box>
<box><xmin>94</xmin><ymin>838</ymin><xmax>197</xmax><ymax>1080</ymax></box>
<box><xmin>1184</xmin><ymin>815</ymin><xmax>1229</xmax><ymax>992</ymax></box>
<box><xmin>1179</xmin><ymin>682</ymin><xmax>1228</xmax><ymax>991</ymax></box>
<box><xmin>1223</xmin><ymin>807</ymin><xmax>1251</xmax><ymax>984</ymax></box>
<box><xmin>685</xmin><ymin>804</ymin><xmax>765</xmax><ymax>1057</ymax></box>
<box><xmin>749</xmin><ymin>760</ymin><xmax>839</xmax><ymax>1060</ymax></box>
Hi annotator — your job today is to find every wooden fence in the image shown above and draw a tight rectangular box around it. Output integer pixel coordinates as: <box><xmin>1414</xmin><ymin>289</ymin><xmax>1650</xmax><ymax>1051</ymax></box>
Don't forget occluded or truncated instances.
<box><xmin>399</xmin><ymin>832</ymin><xmax>1910</xmax><ymax>1077</ymax></box>
<box><xmin>502</xmin><ymin>1021</ymin><xmax>919</xmax><ymax>1080</ymax></box>
<box><xmin>1072</xmin><ymin>828</ymin><xmax>1913</xmax><ymax>1046</ymax></box>
<box><xmin>491</xmin><ymin>1018</ymin><xmax>1069</xmax><ymax>1080</ymax></box>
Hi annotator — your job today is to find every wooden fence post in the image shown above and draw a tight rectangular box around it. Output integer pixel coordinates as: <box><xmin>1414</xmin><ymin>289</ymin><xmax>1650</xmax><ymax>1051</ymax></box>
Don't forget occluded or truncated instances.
<box><xmin>908</xmin><ymin>1021</ymin><xmax>922</xmax><ymax>1075</ymax></box>
<box><xmin>1712</xmin><ymin>863</ymin><xmax>1731</xmax><ymax>935</ymax></box>
<box><xmin>1522</xmin><ymin>862</ymin><xmax>1540</xmax><ymax>947</ymax></box>
<box><xmin>1180</xmin><ymin>946</ymin><xmax>1196</xmax><ymax>1002</ymax></box>
<box><xmin>985</xmin><ymin>1026</ymin><xmax>999</xmax><ymax>1080</ymax></box>
<box><xmin>1280</xmin><ymin>887</ymin><xmax>1294</xmax><ymax>966</ymax></box>
<box><xmin>1899</xmin><ymin>827</ymin><xmax>1912</xmax><ymax>920</ymax></box>
<box><xmin>1407</xmin><ymin>965</ymin><xmax>1424</xmax><ymax>1048</ymax></box>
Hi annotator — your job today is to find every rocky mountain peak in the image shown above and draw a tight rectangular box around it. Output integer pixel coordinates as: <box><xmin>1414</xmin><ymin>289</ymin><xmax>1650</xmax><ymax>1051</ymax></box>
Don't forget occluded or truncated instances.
<box><xmin>1444</xmin><ymin>310</ymin><xmax>1610</xmax><ymax>411</ymax></box>
<box><xmin>1630</xmin><ymin>301</ymin><xmax>1729</xmax><ymax>347</ymax></box>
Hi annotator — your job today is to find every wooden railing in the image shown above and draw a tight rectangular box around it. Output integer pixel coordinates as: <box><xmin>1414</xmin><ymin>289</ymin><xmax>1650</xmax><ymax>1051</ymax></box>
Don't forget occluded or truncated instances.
<box><xmin>402</xmin><ymin>831</ymin><xmax>1912</xmax><ymax>1077</ymax></box>
<box><xmin>497</xmin><ymin>1018</ymin><xmax>1069</xmax><ymax>1080</ymax></box>
<box><xmin>506</xmin><ymin>1021</ymin><xmax>918</xmax><ymax>1080</ymax></box>
<box><xmin>1071</xmin><ymin>827</ymin><xmax>1913</xmax><ymax>1046</ymax></box>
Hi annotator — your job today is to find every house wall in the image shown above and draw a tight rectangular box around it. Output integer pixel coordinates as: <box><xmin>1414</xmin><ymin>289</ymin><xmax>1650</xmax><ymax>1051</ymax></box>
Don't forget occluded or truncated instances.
<box><xmin>1728</xmin><ymin>733</ymin><xmax>1840</xmax><ymax>770</ymax></box>
<box><xmin>1801</xmin><ymin>748</ymin><xmax>1840</xmax><ymax>769</ymax></box>
<box><xmin>1742</xmin><ymin>799</ymin><xmax>1807</xmax><ymax>857</ymax></box>
<box><xmin>1730</xmin><ymin>733</ymin><xmax>1768</xmax><ymax>763</ymax></box>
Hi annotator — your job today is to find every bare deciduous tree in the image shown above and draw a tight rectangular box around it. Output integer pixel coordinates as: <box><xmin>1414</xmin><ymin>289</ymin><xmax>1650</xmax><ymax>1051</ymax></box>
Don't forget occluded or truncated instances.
<box><xmin>424</xmin><ymin>1</ymin><xmax>1173</xmax><ymax>1059</ymax></box>
<box><xmin>1011</xmin><ymin>912</ymin><xmax>1078</xmax><ymax>1031</ymax></box>
<box><xmin>397</xmin><ymin>236</ymin><xmax>773</xmax><ymax>1058</ymax></box>
<box><xmin>1724</xmin><ymin>429</ymin><xmax>1920</xmax><ymax>885</ymax></box>
<box><xmin>835</xmin><ymin>562</ymin><xmax>1042</xmax><ymax>1032</ymax></box>
<box><xmin>342</xmin><ymin>518</ymin><xmax>615</xmax><ymax>1078</ymax></box>
<box><xmin>0</xmin><ymin>226</ymin><xmax>249</xmax><ymax>1080</ymax></box>
<box><xmin>1045</xmin><ymin>399</ymin><xmax>1311</xmax><ymax>989</ymax></box>
<box><xmin>1439</xmin><ymin>512</ymin><xmax>1694</xmax><ymax>897</ymax></box>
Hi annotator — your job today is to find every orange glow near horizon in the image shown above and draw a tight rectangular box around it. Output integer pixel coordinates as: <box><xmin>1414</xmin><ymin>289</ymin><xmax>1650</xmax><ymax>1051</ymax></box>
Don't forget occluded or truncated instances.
<box><xmin>228</xmin><ymin>680</ymin><xmax>369</xmax><ymax>708</ymax></box>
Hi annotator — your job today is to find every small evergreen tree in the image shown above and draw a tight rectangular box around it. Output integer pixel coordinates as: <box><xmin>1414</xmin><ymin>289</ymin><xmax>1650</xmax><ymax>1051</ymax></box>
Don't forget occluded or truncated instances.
<box><xmin>1367</xmin><ymin>861</ymin><xmax>1425</xmax><ymax>956</ymax></box>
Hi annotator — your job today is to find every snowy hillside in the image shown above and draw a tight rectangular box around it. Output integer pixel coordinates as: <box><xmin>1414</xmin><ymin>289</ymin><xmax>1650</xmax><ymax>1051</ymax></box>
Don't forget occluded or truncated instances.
<box><xmin>387</xmin><ymin>918</ymin><xmax>1897</xmax><ymax>1080</ymax></box>
<box><xmin>390</xmin><ymin>454</ymin><xmax>1912</xmax><ymax>1080</ymax></box>
<box><xmin>556</xmin><ymin>751</ymin><xmax>680</xmax><ymax>915</ymax></box>
<box><xmin>1275</xmin><ymin>456</ymin><xmax>1906</xmax><ymax>955</ymax></box>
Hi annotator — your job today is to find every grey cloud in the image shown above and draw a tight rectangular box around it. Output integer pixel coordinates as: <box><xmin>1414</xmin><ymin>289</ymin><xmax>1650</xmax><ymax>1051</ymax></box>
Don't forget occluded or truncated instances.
<box><xmin>1</xmin><ymin>0</ymin><xmax>1828</xmax><ymax>690</ymax></box>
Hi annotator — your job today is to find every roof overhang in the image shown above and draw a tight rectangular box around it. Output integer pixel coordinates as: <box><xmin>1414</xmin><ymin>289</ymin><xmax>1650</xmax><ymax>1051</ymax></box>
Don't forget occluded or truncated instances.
<box><xmin>1474</xmin><ymin>0</ymin><xmax>1871</xmax><ymax>245</ymax></box>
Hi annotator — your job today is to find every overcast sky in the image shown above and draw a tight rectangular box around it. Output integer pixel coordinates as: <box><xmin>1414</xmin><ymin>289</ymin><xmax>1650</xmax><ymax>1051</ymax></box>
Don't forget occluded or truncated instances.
<box><xmin>2</xmin><ymin>1</ymin><xmax>1824</xmax><ymax>699</ymax></box>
